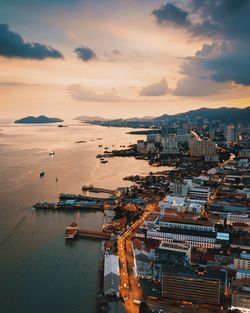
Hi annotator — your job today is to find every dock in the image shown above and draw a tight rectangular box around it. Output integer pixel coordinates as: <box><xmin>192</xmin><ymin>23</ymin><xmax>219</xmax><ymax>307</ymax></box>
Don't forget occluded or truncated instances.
<box><xmin>65</xmin><ymin>223</ymin><xmax>112</xmax><ymax>240</ymax></box>
<box><xmin>78</xmin><ymin>229</ymin><xmax>112</xmax><ymax>240</ymax></box>
<box><xmin>82</xmin><ymin>185</ymin><xmax>117</xmax><ymax>195</ymax></box>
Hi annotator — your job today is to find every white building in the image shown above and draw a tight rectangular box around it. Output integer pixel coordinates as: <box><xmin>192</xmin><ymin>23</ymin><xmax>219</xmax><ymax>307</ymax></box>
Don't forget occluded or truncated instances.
<box><xmin>234</xmin><ymin>253</ymin><xmax>250</xmax><ymax>271</ymax></box>
<box><xmin>104</xmin><ymin>254</ymin><xmax>120</xmax><ymax>296</ymax></box>
<box><xmin>147</xmin><ymin>228</ymin><xmax>221</xmax><ymax>249</ymax></box>
<box><xmin>236</xmin><ymin>269</ymin><xmax>250</xmax><ymax>280</ymax></box>
<box><xmin>189</xmin><ymin>186</ymin><xmax>210</xmax><ymax>201</ymax></box>
<box><xmin>159</xmin><ymin>195</ymin><xmax>187</xmax><ymax>215</ymax></box>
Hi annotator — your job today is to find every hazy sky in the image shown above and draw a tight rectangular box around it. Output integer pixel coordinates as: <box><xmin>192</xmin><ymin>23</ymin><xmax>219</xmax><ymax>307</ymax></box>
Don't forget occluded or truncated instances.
<box><xmin>0</xmin><ymin>0</ymin><xmax>250</xmax><ymax>119</ymax></box>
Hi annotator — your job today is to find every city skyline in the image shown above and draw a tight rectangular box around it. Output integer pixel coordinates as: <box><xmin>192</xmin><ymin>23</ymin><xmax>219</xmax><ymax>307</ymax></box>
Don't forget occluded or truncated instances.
<box><xmin>0</xmin><ymin>0</ymin><xmax>250</xmax><ymax>119</ymax></box>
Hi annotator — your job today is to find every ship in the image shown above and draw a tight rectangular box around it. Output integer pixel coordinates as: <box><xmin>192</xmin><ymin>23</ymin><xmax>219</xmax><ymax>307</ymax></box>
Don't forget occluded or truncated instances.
<box><xmin>40</xmin><ymin>171</ymin><xmax>45</xmax><ymax>177</ymax></box>
<box><xmin>49</xmin><ymin>150</ymin><xmax>55</xmax><ymax>156</ymax></box>
<box><xmin>33</xmin><ymin>202</ymin><xmax>56</xmax><ymax>209</ymax></box>
<box><xmin>65</xmin><ymin>222</ymin><xmax>79</xmax><ymax>239</ymax></box>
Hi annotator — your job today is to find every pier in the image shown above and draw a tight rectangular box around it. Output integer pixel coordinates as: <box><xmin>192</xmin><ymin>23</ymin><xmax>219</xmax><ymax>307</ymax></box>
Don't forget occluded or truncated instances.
<box><xmin>78</xmin><ymin>229</ymin><xmax>112</xmax><ymax>240</ymax></box>
<box><xmin>82</xmin><ymin>185</ymin><xmax>117</xmax><ymax>195</ymax></box>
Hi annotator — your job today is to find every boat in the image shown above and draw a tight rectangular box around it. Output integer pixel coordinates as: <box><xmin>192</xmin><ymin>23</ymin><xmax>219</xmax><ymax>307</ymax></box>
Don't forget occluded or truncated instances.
<box><xmin>99</xmin><ymin>144</ymin><xmax>103</xmax><ymax>148</ymax></box>
<box><xmin>65</xmin><ymin>223</ymin><xmax>78</xmax><ymax>239</ymax></box>
<box><xmin>101</xmin><ymin>160</ymin><xmax>108</xmax><ymax>164</ymax></box>
<box><xmin>40</xmin><ymin>171</ymin><xmax>45</xmax><ymax>177</ymax></box>
<box><xmin>49</xmin><ymin>150</ymin><xmax>55</xmax><ymax>156</ymax></box>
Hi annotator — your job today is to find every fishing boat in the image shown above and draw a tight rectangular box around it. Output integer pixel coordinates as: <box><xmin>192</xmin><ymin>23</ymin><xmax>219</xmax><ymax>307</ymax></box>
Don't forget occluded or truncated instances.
<box><xmin>100</xmin><ymin>160</ymin><xmax>108</xmax><ymax>164</ymax></box>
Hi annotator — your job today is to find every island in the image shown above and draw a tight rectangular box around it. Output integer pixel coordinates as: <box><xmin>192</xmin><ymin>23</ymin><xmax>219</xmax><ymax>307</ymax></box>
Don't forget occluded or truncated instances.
<box><xmin>15</xmin><ymin>115</ymin><xmax>64</xmax><ymax>124</ymax></box>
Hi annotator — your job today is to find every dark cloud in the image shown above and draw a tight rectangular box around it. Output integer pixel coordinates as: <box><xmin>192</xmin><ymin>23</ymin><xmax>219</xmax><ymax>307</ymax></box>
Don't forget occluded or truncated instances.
<box><xmin>189</xmin><ymin>0</ymin><xmax>250</xmax><ymax>40</ymax></box>
<box><xmin>0</xmin><ymin>24</ymin><xmax>63</xmax><ymax>60</ymax></box>
<box><xmin>153</xmin><ymin>0</ymin><xmax>250</xmax><ymax>88</ymax></box>
<box><xmin>153</xmin><ymin>0</ymin><xmax>250</xmax><ymax>40</ymax></box>
<box><xmin>140</xmin><ymin>79</ymin><xmax>168</xmax><ymax>96</ymax></box>
<box><xmin>74</xmin><ymin>46</ymin><xmax>96</xmax><ymax>61</ymax></box>
<box><xmin>152</xmin><ymin>3</ymin><xmax>191</xmax><ymax>27</ymax></box>
<box><xmin>203</xmin><ymin>46</ymin><xmax>250</xmax><ymax>85</ymax></box>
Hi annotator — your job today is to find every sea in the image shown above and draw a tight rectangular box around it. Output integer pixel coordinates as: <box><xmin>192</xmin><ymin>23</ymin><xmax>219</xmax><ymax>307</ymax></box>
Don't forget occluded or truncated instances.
<box><xmin>0</xmin><ymin>120</ymin><xmax>168</xmax><ymax>313</ymax></box>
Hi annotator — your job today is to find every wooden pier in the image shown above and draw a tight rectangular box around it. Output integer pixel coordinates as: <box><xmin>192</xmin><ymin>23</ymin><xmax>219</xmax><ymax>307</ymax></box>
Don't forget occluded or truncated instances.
<box><xmin>77</xmin><ymin>229</ymin><xmax>112</xmax><ymax>240</ymax></box>
<box><xmin>82</xmin><ymin>185</ymin><xmax>117</xmax><ymax>195</ymax></box>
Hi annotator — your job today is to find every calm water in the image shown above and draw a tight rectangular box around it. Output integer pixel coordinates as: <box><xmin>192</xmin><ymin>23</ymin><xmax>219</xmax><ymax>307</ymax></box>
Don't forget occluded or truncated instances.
<box><xmin>0</xmin><ymin>121</ymin><xmax>168</xmax><ymax>313</ymax></box>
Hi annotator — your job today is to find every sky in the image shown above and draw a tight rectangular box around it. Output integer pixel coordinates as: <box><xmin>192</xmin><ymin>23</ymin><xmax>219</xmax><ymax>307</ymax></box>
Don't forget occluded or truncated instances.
<box><xmin>0</xmin><ymin>0</ymin><xmax>250</xmax><ymax>119</ymax></box>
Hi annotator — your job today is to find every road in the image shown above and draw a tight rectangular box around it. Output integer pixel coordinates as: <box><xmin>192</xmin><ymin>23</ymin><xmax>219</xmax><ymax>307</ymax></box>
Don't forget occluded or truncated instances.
<box><xmin>118</xmin><ymin>203</ymin><xmax>157</xmax><ymax>313</ymax></box>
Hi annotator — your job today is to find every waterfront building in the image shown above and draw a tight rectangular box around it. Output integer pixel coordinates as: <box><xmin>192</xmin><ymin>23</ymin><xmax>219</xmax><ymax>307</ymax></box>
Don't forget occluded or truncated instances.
<box><xmin>103</xmin><ymin>254</ymin><xmax>120</xmax><ymax>296</ymax></box>
<box><xmin>189</xmin><ymin>138</ymin><xmax>217</xmax><ymax>157</ymax></box>
<box><xmin>136</xmin><ymin>140</ymin><xmax>156</xmax><ymax>154</ymax></box>
<box><xmin>147</xmin><ymin>133</ymin><xmax>161</xmax><ymax>143</ymax></box>
<box><xmin>231</xmin><ymin>279</ymin><xmax>250</xmax><ymax>313</ymax></box>
<box><xmin>162</xmin><ymin>137</ymin><xmax>179</xmax><ymax>154</ymax></box>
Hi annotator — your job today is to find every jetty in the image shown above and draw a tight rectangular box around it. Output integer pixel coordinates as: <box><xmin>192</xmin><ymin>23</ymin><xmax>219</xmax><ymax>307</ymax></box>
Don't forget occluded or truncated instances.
<box><xmin>65</xmin><ymin>223</ymin><xmax>112</xmax><ymax>240</ymax></box>
<box><xmin>82</xmin><ymin>185</ymin><xmax>117</xmax><ymax>195</ymax></box>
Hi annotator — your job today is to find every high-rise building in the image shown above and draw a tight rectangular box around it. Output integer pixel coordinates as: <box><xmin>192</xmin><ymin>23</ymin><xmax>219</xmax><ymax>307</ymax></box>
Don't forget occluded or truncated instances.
<box><xmin>173</xmin><ymin>182</ymin><xmax>189</xmax><ymax>197</ymax></box>
<box><xmin>225</xmin><ymin>125</ymin><xmax>238</xmax><ymax>143</ymax></box>
<box><xmin>189</xmin><ymin>139</ymin><xmax>217</xmax><ymax>157</ymax></box>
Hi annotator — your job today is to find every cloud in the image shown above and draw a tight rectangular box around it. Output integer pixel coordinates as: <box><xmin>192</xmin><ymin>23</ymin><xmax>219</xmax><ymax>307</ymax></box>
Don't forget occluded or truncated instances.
<box><xmin>140</xmin><ymin>78</ymin><xmax>168</xmax><ymax>96</ymax></box>
<box><xmin>153</xmin><ymin>0</ymin><xmax>250</xmax><ymax>89</ymax></box>
<box><xmin>74</xmin><ymin>46</ymin><xmax>97</xmax><ymax>61</ymax></box>
<box><xmin>173</xmin><ymin>42</ymin><xmax>247</xmax><ymax>96</ymax></box>
<box><xmin>0</xmin><ymin>24</ymin><xmax>63</xmax><ymax>60</ymax></box>
<box><xmin>152</xmin><ymin>3</ymin><xmax>191</xmax><ymax>27</ymax></box>
<box><xmin>67</xmin><ymin>84</ymin><xmax>125</xmax><ymax>102</ymax></box>
<box><xmin>203</xmin><ymin>45</ymin><xmax>250</xmax><ymax>86</ymax></box>
<box><xmin>189</xmin><ymin>0</ymin><xmax>250</xmax><ymax>41</ymax></box>
<box><xmin>112</xmin><ymin>49</ymin><xmax>121</xmax><ymax>55</ymax></box>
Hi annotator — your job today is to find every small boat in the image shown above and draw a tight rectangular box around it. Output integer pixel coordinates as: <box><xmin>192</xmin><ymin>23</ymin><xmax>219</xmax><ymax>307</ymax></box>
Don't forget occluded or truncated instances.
<box><xmin>101</xmin><ymin>160</ymin><xmax>108</xmax><ymax>164</ymax></box>
<box><xmin>49</xmin><ymin>150</ymin><xmax>55</xmax><ymax>156</ymax></box>
<box><xmin>99</xmin><ymin>145</ymin><xmax>103</xmax><ymax>148</ymax></box>
<box><xmin>40</xmin><ymin>172</ymin><xmax>45</xmax><ymax>177</ymax></box>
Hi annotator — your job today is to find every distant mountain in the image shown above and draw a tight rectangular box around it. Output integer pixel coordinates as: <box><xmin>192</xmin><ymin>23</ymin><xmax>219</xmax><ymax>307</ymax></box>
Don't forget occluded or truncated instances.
<box><xmin>125</xmin><ymin>116</ymin><xmax>155</xmax><ymax>122</ymax></box>
<box><xmin>15</xmin><ymin>115</ymin><xmax>64</xmax><ymax>124</ymax></box>
<box><xmin>75</xmin><ymin>115</ymin><xmax>107</xmax><ymax>122</ymax></box>
<box><xmin>155</xmin><ymin>106</ymin><xmax>250</xmax><ymax>122</ymax></box>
